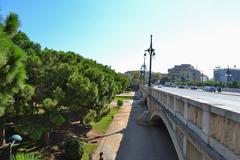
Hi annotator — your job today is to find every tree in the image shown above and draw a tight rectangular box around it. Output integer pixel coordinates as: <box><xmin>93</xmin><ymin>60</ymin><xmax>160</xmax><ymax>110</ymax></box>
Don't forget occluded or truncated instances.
<box><xmin>160</xmin><ymin>76</ymin><xmax>170</xmax><ymax>84</ymax></box>
<box><xmin>4</xmin><ymin>12</ymin><xmax>20</xmax><ymax>36</ymax></box>
<box><xmin>9</xmin><ymin>28</ymin><xmax>130</xmax><ymax>145</ymax></box>
<box><xmin>0</xmin><ymin>29</ymin><xmax>26</xmax><ymax>146</ymax></box>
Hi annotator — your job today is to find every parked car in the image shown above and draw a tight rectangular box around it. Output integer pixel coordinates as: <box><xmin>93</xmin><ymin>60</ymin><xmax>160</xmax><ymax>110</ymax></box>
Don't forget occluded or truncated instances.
<box><xmin>190</xmin><ymin>86</ymin><xmax>198</xmax><ymax>90</ymax></box>
<box><xmin>203</xmin><ymin>86</ymin><xmax>216</xmax><ymax>92</ymax></box>
<box><xmin>178</xmin><ymin>85</ymin><xmax>185</xmax><ymax>88</ymax></box>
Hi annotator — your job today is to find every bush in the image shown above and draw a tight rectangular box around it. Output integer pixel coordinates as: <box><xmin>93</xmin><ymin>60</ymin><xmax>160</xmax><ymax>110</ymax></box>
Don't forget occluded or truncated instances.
<box><xmin>117</xmin><ymin>100</ymin><xmax>123</xmax><ymax>107</ymax></box>
<box><xmin>64</xmin><ymin>137</ymin><xmax>84</xmax><ymax>160</ymax></box>
<box><xmin>84</xmin><ymin>110</ymin><xmax>96</xmax><ymax>124</ymax></box>
<box><xmin>14</xmin><ymin>153</ymin><xmax>41</xmax><ymax>160</ymax></box>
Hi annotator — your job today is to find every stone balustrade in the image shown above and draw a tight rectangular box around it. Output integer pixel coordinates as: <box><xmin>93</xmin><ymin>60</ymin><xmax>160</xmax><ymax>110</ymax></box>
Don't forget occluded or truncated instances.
<box><xmin>141</xmin><ymin>86</ymin><xmax>240</xmax><ymax>160</ymax></box>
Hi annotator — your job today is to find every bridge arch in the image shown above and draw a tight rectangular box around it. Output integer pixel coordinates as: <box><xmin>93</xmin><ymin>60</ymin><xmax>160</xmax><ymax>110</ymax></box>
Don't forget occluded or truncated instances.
<box><xmin>150</xmin><ymin>111</ymin><xmax>185</xmax><ymax>160</ymax></box>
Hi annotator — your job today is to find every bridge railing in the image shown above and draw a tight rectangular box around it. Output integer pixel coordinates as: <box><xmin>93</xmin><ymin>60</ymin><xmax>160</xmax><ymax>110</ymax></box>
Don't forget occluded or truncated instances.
<box><xmin>141</xmin><ymin>86</ymin><xmax>240</xmax><ymax>160</ymax></box>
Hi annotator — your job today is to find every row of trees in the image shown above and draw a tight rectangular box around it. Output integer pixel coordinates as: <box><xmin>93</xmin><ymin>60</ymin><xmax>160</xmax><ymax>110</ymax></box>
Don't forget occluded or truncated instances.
<box><xmin>160</xmin><ymin>76</ymin><xmax>240</xmax><ymax>88</ymax></box>
<box><xmin>0</xmin><ymin>12</ymin><xmax>129</xmax><ymax>146</ymax></box>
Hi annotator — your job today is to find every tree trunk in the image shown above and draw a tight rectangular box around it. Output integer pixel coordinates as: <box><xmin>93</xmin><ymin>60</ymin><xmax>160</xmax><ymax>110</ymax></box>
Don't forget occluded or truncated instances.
<box><xmin>40</xmin><ymin>131</ymin><xmax>49</xmax><ymax>146</ymax></box>
<box><xmin>0</xmin><ymin>116</ymin><xmax>6</xmax><ymax>146</ymax></box>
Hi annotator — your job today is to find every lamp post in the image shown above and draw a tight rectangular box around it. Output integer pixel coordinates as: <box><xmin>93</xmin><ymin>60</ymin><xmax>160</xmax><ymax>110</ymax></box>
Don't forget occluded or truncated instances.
<box><xmin>145</xmin><ymin>35</ymin><xmax>155</xmax><ymax>87</ymax></box>
<box><xmin>139</xmin><ymin>68</ymin><xmax>144</xmax><ymax>85</ymax></box>
<box><xmin>9</xmin><ymin>134</ymin><xmax>22</xmax><ymax>160</ymax></box>
<box><xmin>201</xmin><ymin>70</ymin><xmax>204</xmax><ymax>87</ymax></box>
<box><xmin>225</xmin><ymin>66</ymin><xmax>231</xmax><ymax>88</ymax></box>
<box><xmin>141</xmin><ymin>52</ymin><xmax>147</xmax><ymax>85</ymax></box>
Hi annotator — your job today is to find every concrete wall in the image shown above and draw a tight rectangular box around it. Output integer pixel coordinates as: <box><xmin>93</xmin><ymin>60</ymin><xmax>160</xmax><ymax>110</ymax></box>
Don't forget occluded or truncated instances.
<box><xmin>140</xmin><ymin>86</ymin><xmax>240</xmax><ymax>160</ymax></box>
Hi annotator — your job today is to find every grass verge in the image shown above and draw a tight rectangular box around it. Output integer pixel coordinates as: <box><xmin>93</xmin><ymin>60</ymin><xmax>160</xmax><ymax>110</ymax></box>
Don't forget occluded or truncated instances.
<box><xmin>114</xmin><ymin>96</ymin><xmax>133</xmax><ymax>101</ymax></box>
<box><xmin>82</xmin><ymin>107</ymin><xmax>120</xmax><ymax>159</ymax></box>
<box><xmin>81</xmin><ymin>143</ymin><xmax>97</xmax><ymax>160</ymax></box>
<box><xmin>90</xmin><ymin>107</ymin><xmax>120</xmax><ymax>134</ymax></box>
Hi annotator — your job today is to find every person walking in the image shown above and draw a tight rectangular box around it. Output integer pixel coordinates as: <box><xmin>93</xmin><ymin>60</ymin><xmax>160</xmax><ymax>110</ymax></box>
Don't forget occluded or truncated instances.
<box><xmin>99</xmin><ymin>152</ymin><xmax>103</xmax><ymax>160</ymax></box>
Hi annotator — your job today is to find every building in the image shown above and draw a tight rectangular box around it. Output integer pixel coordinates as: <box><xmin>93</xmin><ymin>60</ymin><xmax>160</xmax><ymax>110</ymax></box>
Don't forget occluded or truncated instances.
<box><xmin>168</xmin><ymin>64</ymin><xmax>202</xmax><ymax>82</ymax></box>
<box><xmin>214</xmin><ymin>66</ymin><xmax>240</xmax><ymax>82</ymax></box>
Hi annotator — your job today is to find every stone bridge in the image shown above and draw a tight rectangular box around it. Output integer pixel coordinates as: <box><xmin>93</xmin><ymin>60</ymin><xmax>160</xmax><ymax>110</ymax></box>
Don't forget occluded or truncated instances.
<box><xmin>140</xmin><ymin>86</ymin><xmax>240</xmax><ymax>160</ymax></box>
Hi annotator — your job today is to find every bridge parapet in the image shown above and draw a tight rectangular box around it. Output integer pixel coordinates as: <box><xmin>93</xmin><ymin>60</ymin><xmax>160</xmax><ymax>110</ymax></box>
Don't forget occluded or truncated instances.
<box><xmin>140</xmin><ymin>86</ymin><xmax>240</xmax><ymax>160</ymax></box>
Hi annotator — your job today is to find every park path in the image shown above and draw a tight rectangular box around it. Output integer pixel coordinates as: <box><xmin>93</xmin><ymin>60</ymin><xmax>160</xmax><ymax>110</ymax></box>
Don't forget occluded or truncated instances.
<box><xmin>93</xmin><ymin>92</ymin><xmax>178</xmax><ymax>160</ymax></box>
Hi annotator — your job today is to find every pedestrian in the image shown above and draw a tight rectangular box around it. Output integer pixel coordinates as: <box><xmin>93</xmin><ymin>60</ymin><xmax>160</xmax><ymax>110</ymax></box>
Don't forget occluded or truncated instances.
<box><xmin>99</xmin><ymin>152</ymin><xmax>103</xmax><ymax>160</ymax></box>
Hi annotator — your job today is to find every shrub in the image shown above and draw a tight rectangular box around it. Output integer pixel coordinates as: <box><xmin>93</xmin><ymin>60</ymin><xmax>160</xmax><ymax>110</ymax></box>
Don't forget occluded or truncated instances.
<box><xmin>64</xmin><ymin>137</ymin><xmax>84</xmax><ymax>160</ymax></box>
<box><xmin>84</xmin><ymin>110</ymin><xmax>96</xmax><ymax>124</ymax></box>
<box><xmin>117</xmin><ymin>100</ymin><xmax>123</xmax><ymax>107</ymax></box>
<box><xmin>14</xmin><ymin>152</ymin><xmax>41</xmax><ymax>160</ymax></box>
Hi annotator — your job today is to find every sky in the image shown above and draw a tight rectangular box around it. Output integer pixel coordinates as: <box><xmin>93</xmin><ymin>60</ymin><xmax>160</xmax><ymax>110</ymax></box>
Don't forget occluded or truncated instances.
<box><xmin>1</xmin><ymin>0</ymin><xmax>240</xmax><ymax>78</ymax></box>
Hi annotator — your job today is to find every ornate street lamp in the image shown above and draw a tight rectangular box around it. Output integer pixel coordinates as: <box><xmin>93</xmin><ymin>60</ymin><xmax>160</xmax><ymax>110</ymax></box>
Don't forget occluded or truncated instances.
<box><xmin>145</xmin><ymin>35</ymin><xmax>155</xmax><ymax>86</ymax></box>
<box><xmin>9</xmin><ymin>134</ymin><xmax>22</xmax><ymax>160</ymax></box>
<box><xmin>141</xmin><ymin>52</ymin><xmax>147</xmax><ymax>85</ymax></box>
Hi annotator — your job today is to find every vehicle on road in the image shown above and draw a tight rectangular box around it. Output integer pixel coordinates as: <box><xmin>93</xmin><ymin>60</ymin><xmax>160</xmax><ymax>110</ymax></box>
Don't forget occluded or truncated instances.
<box><xmin>190</xmin><ymin>86</ymin><xmax>198</xmax><ymax>90</ymax></box>
<box><xmin>178</xmin><ymin>85</ymin><xmax>185</xmax><ymax>88</ymax></box>
<box><xmin>164</xmin><ymin>82</ymin><xmax>176</xmax><ymax>87</ymax></box>
<box><xmin>203</xmin><ymin>86</ymin><xmax>216</xmax><ymax>92</ymax></box>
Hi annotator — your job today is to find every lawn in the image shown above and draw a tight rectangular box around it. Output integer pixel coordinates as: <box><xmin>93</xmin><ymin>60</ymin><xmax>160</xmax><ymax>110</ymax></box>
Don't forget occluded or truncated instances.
<box><xmin>90</xmin><ymin>107</ymin><xmax>120</xmax><ymax>134</ymax></box>
<box><xmin>82</xmin><ymin>107</ymin><xmax>121</xmax><ymax>159</ymax></box>
<box><xmin>81</xmin><ymin>143</ymin><xmax>97</xmax><ymax>160</ymax></box>
<box><xmin>114</xmin><ymin>96</ymin><xmax>133</xmax><ymax>101</ymax></box>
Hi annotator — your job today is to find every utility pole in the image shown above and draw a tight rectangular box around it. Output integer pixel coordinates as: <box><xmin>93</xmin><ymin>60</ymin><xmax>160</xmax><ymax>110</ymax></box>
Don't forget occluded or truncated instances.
<box><xmin>145</xmin><ymin>35</ymin><xmax>155</xmax><ymax>87</ymax></box>
<box><xmin>201</xmin><ymin>70</ymin><xmax>204</xmax><ymax>87</ymax></box>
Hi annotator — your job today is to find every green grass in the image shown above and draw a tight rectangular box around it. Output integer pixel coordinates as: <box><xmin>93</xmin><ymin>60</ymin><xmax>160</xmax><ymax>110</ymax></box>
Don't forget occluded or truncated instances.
<box><xmin>14</xmin><ymin>152</ymin><xmax>41</xmax><ymax>160</ymax></box>
<box><xmin>81</xmin><ymin>143</ymin><xmax>97</xmax><ymax>160</ymax></box>
<box><xmin>81</xmin><ymin>107</ymin><xmax>120</xmax><ymax>159</ymax></box>
<box><xmin>114</xmin><ymin>96</ymin><xmax>133</xmax><ymax>101</ymax></box>
<box><xmin>90</xmin><ymin>107</ymin><xmax>120</xmax><ymax>134</ymax></box>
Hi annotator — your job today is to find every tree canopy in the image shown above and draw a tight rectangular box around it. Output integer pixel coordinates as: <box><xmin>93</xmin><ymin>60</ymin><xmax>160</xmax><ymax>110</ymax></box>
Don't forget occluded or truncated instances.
<box><xmin>0</xmin><ymin>12</ymin><xmax>130</xmax><ymax>146</ymax></box>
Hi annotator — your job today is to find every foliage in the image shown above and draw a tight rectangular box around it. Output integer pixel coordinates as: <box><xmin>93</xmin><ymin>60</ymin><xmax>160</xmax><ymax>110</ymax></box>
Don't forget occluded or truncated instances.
<box><xmin>90</xmin><ymin>107</ymin><xmax>120</xmax><ymax>134</ymax></box>
<box><xmin>14</xmin><ymin>152</ymin><xmax>41</xmax><ymax>160</ymax></box>
<box><xmin>160</xmin><ymin>76</ymin><xmax>170</xmax><ymax>84</ymax></box>
<box><xmin>64</xmin><ymin>137</ymin><xmax>84</xmax><ymax>160</ymax></box>
<box><xmin>0</xmin><ymin>18</ymin><xmax>26</xmax><ymax>145</ymax></box>
<box><xmin>84</xmin><ymin>110</ymin><xmax>96</xmax><ymax>124</ymax></box>
<box><xmin>4</xmin><ymin>12</ymin><xmax>20</xmax><ymax>36</ymax></box>
<box><xmin>117</xmin><ymin>100</ymin><xmax>123</xmax><ymax>107</ymax></box>
<box><xmin>81</xmin><ymin>143</ymin><xmax>97</xmax><ymax>160</ymax></box>
<box><xmin>0</xmin><ymin>11</ymin><xmax>130</xmax><ymax>147</ymax></box>
<box><xmin>15</xmin><ymin>121</ymin><xmax>45</xmax><ymax>141</ymax></box>
<box><xmin>0</xmin><ymin>28</ymin><xmax>26</xmax><ymax>114</ymax></box>
<box><xmin>114</xmin><ymin>96</ymin><xmax>133</xmax><ymax>101</ymax></box>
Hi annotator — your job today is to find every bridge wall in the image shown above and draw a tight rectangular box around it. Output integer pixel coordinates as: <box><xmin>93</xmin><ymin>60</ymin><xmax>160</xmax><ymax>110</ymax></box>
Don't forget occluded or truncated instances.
<box><xmin>141</xmin><ymin>86</ymin><xmax>240</xmax><ymax>160</ymax></box>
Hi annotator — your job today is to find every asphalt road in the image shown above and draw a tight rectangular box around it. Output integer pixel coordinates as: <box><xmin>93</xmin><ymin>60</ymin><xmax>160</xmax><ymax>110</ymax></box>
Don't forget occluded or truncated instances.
<box><xmin>155</xmin><ymin>87</ymin><xmax>240</xmax><ymax>113</ymax></box>
<box><xmin>115</xmin><ymin>101</ymin><xmax>178</xmax><ymax>160</ymax></box>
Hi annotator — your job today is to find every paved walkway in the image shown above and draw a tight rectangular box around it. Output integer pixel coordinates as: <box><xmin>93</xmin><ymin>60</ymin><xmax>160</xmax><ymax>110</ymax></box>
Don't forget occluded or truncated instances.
<box><xmin>93</xmin><ymin>96</ymin><xmax>178</xmax><ymax>160</ymax></box>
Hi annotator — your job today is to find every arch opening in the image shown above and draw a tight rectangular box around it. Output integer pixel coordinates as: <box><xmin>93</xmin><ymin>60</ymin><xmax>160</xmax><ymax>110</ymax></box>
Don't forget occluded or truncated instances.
<box><xmin>150</xmin><ymin>114</ymin><xmax>179</xmax><ymax>160</ymax></box>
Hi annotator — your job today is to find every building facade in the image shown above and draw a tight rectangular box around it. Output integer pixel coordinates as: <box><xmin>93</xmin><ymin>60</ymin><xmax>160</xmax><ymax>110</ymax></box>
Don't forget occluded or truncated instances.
<box><xmin>214</xmin><ymin>67</ymin><xmax>240</xmax><ymax>82</ymax></box>
<box><xmin>168</xmin><ymin>64</ymin><xmax>202</xmax><ymax>82</ymax></box>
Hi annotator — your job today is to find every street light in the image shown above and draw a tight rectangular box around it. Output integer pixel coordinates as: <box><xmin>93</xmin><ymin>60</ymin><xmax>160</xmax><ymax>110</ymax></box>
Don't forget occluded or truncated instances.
<box><xmin>145</xmin><ymin>35</ymin><xmax>155</xmax><ymax>86</ymax></box>
<box><xmin>139</xmin><ymin>68</ymin><xmax>143</xmax><ymax>84</ymax></box>
<box><xmin>9</xmin><ymin>134</ymin><xmax>22</xmax><ymax>160</ymax></box>
<box><xmin>225</xmin><ymin>66</ymin><xmax>232</xmax><ymax>88</ymax></box>
<box><xmin>141</xmin><ymin>52</ymin><xmax>147</xmax><ymax>85</ymax></box>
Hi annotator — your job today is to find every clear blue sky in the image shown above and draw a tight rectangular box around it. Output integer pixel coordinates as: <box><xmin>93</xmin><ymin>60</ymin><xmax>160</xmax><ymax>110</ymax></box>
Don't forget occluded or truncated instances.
<box><xmin>1</xmin><ymin>0</ymin><xmax>240</xmax><ymax>78</ymax></box>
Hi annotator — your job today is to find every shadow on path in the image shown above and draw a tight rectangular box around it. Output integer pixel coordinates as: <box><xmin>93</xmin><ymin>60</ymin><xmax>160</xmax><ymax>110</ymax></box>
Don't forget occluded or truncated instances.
<box><xmin>115</xmin><ymin>92</ymin><xmax>178</xmax><ymax>160</ymax></box>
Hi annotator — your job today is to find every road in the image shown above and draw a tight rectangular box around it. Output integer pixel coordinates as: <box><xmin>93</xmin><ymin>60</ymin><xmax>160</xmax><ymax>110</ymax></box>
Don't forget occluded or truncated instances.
<box><xmin>155</xmin><ymin>87</ymin><xmax>240</xmax><ymax>113</ymax></box>
<box><xmin>94</xmin><ymin>98</ymin><xmax>178</xmax><ymax>160</ymax></box>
